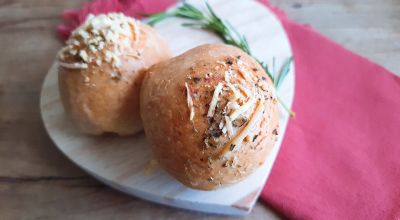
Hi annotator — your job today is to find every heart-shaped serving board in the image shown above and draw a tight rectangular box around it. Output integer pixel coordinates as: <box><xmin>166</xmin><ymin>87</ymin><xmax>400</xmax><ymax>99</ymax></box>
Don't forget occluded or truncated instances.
<box><xmin>40</xmin><ymin>0</ymin><xmax>294</xmax><ymax>215</ymax></box>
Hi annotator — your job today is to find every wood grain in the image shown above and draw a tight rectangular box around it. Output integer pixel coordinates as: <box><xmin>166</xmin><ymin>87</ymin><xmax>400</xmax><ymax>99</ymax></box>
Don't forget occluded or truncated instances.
<box><xmin>1</xmin><ymin>0</ymin><xmax>399</xmax><ymax>219</ymax></box>
<box><xmin>269</xmin><ymin>0</ymin><xmax>400</xmax><ymax>76</ymax></box>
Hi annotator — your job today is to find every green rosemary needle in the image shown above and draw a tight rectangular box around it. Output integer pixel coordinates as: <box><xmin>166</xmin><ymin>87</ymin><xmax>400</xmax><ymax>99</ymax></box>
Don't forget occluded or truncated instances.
<box><xmin>144</xmin><ymin>1</ymin><xmax>295</xmax><ymax>117</ymax></box>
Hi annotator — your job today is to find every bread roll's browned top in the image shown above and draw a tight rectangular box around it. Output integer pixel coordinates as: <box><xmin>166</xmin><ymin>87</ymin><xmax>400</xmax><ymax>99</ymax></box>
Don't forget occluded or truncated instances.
<box><xmin>57</xmin><ymin>13</ymin><xmax>172</xmax><ymax>135</ymax></box>
<box><xmin>141</xmin><ymin>44</ymin><xmax>279</xmax><ymax>190</ymax></box>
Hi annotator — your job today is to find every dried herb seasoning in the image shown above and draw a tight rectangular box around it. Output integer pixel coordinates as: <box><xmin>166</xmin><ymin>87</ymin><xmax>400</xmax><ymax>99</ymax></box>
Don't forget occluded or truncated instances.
<box><xmin>210</xmin><ymin>117</ymin><xmax>215</xmax><ymax>124</ymax></box>
<box><xmin>194</xmin><ymin>77</ymin><xmax>201</xmax><ymax>83</ymax></box>
<box><xmin>229</xmin><ymin>144</ymin><xmax>235</xmax><ymax>151</ymax></box>
<box><xmin>273</xmin><ymin>128</ymin><xmax>278</xmax><ymax>135</ymax></box>
<box><xmin>226</xmin><ymin>58</ymin><xmax>233</xmax><ymax>65</ymax></box>
<box><xmin>232</xmin><ymin>117</ymin><xmax>249</xmax><ymax>127</ymax></box>
<box><xmin>213</xmin><ymin>131</ymin><xmax>223</xmax><ymax>138</ymax></box>
<box><xmin>252</xmin><ymin>135</ymin><xmax>259</xmax><ymax>142</ymax></box>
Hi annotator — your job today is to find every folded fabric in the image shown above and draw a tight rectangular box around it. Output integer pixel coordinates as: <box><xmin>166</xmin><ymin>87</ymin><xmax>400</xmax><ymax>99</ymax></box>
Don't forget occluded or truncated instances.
<box><xmin>259</xmin><ymin>2</ymin><xmax>400</xmax><ymax>220</ymax></box>
<box><xmin>57</xmin><ymin>1</ymin><xmax>400</xmax><ymax>219</ymax></box>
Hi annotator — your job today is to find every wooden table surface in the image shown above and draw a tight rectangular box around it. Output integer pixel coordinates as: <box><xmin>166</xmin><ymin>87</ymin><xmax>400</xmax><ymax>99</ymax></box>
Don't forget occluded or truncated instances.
<box><xmin>1</xmin><ymin>0</ymin><xmax>399</xmax><ymax>219</ymax></box>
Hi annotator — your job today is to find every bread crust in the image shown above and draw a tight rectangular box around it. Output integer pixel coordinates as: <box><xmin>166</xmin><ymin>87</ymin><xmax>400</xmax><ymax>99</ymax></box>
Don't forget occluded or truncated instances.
<box><xmin>141</xmin><ymin>44</ymin><xmax>279</xmax><ymax>190</ymax></box>
<box><xmin>58</xmin><ymin>23</ymin><xmax>172</xmax><ymax>135</ymax></box>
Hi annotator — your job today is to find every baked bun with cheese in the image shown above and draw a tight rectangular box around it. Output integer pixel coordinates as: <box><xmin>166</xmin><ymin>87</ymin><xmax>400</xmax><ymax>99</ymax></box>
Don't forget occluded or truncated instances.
<box><xmin>141</xmin><ymin>44</ymin><xmax>279</xmax><ymax>190</ymax></box>
<box><xmin>57</xmin><ymin>13</ymin><xmax>172</xmax><ymax>135</ymax></box>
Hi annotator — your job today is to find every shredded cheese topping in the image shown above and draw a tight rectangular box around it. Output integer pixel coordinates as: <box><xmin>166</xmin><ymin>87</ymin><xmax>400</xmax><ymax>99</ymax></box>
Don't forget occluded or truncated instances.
<box><xmin>59</xmin><ymin>62</ymin><xmax>88</xmax><ymax>69</ymax></box>
<box><xmin>262</xmin><ymin>82</ymin><xmax>277</xmax><ymax>99</ymax></box>
<box><xmin>229</xmin><ymin>97</ymin><xmax>256</xmax><ymax>121</ymax></box>
<box><xmin>227</xmin><ymin>83</ymin><xmax>241</xmax><ymax>101</ymax></box>
<box><xmin>58</xmin><ymin>13</ymin><xmax>140</xmax><ymax>70</ymax></box>
<box><xmin>216</xmin><ymin>61</ymin><xmax>226</xmax><ymax>66</ymax></box>
<box><xmin>185</xmin><ymin>82</ymin><xmax>195</xmax><ymax>121</ymax></box>
<box><xmin>229</xmin><ymin>54</ymin><xmax>238</xmax><ymax>60</ymax></box>
<box><xmin>221</xmin><ymin>100</ymin><xmax>265</xmax><ymax>157</ymax></box>
<box><xmin>222</xmin><ymin>126</ymin><xmax>228</xmax><ymax>134</ymax></box>
<box><xmin>225</xmin><ymin>115</ymin><xmax>234</xmax><ymax>136</ymax></box>
<box><xmin>224</xmin><ymin>71</ymin><xmax>229</xmax><ymax>82</ymax></box>
<box><xmin>231</xmin><ymin>156</ymin><xmax>238</xmax><ymax>168</ymax></box>
<box><xmin>238</xmin><ymin>67</ymin><xmax>252</xmax><ymax>81</ymax></box>
<box><xmin>238</xmin><ymin>85</ymin><xmax>252</xmax><ymax>97</ymax></box>
<box><xmin>227</xmin><ymin>101</ymin><xmax>240</xmax><ymax>110</ymax></box>
<box><xmin>75</xmin><ymin>13</ymin><xmax>140</xmax><ymax>44</ymax></box>
<box><xmin>207</xmin><ymin>82</ymin><xmax>223</xmax><ymax>117</ymax></box>
<box><xmin>228</xmin><ymin>93</ymin><xmax>241</xmax><ymax>102</ymax></box>
<box><xmin>245</xmin><ymin>134</ymin><xmax>253</xmax><ymax>142</ymax></box>
<box><xmin>219</xmin><ymin>119</ymin><xmax>225</xmax><ymax>129</ymax></box>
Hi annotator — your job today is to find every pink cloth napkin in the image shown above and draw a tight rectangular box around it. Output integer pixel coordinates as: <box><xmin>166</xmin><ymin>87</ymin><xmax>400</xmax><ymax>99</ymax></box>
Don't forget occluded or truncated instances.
<box><xmin>57</xmin><ymin>1</ymin><xmax>400</xmax><ymax>219</ymax></box>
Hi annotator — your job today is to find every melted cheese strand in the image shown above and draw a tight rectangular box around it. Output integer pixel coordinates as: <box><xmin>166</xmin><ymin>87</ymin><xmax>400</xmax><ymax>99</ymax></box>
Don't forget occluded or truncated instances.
<box><xmin>207</xmin><ymin>82</ymin><xmax>223</xmax><ymax>117</ymax></box>
<box><xmin>221</xmin><ymin>100</ymin><xmax>265</xmax><ymax>157</ymax></box>
<box><xmin>229</xmin><ymin>97</ymin><xmax>256</xmax><ymax>121</ymax></box>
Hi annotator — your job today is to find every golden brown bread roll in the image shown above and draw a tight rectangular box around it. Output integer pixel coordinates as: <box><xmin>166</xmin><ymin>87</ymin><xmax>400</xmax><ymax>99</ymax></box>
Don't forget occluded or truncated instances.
<box><xmin>141</xmin><ymin>44</ymin><xmax>279</xmax><ymax>190</ymax></box>
<box><xmin>57</xmin><ymin>13</ymin><xmax>172</xmax><ymax>135</ymax></box>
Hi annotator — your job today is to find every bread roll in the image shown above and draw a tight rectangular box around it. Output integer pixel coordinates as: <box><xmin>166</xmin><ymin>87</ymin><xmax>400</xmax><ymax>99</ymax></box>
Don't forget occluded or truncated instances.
<box><xmin>141</xmin><ymin>44</ymin><xmax>279</xmax><ymax>190</ymax></box>
<box><xmin>57</xmin><ymin>13</ymin><xmax>172</xmax><ymax>135</ymax></box>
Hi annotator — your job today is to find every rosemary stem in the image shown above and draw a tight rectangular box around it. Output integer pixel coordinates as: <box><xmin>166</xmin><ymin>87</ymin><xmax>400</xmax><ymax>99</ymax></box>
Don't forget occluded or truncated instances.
<box><xmin>144</xmin><ymin>1</ymin><xmax>295</xmax><ymax>117</ymax></box>
<box><xmin>277</xmin><ymin>95</ymin><xmax>296</xmax><ymax>118</ymax></box>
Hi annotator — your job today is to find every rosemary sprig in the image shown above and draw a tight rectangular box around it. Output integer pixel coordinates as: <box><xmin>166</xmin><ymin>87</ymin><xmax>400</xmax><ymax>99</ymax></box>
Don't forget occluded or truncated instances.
<box><xmin>144</xmin><ymin>1</ymin><xmax>295</xmax><ymax>117</ymax></box>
